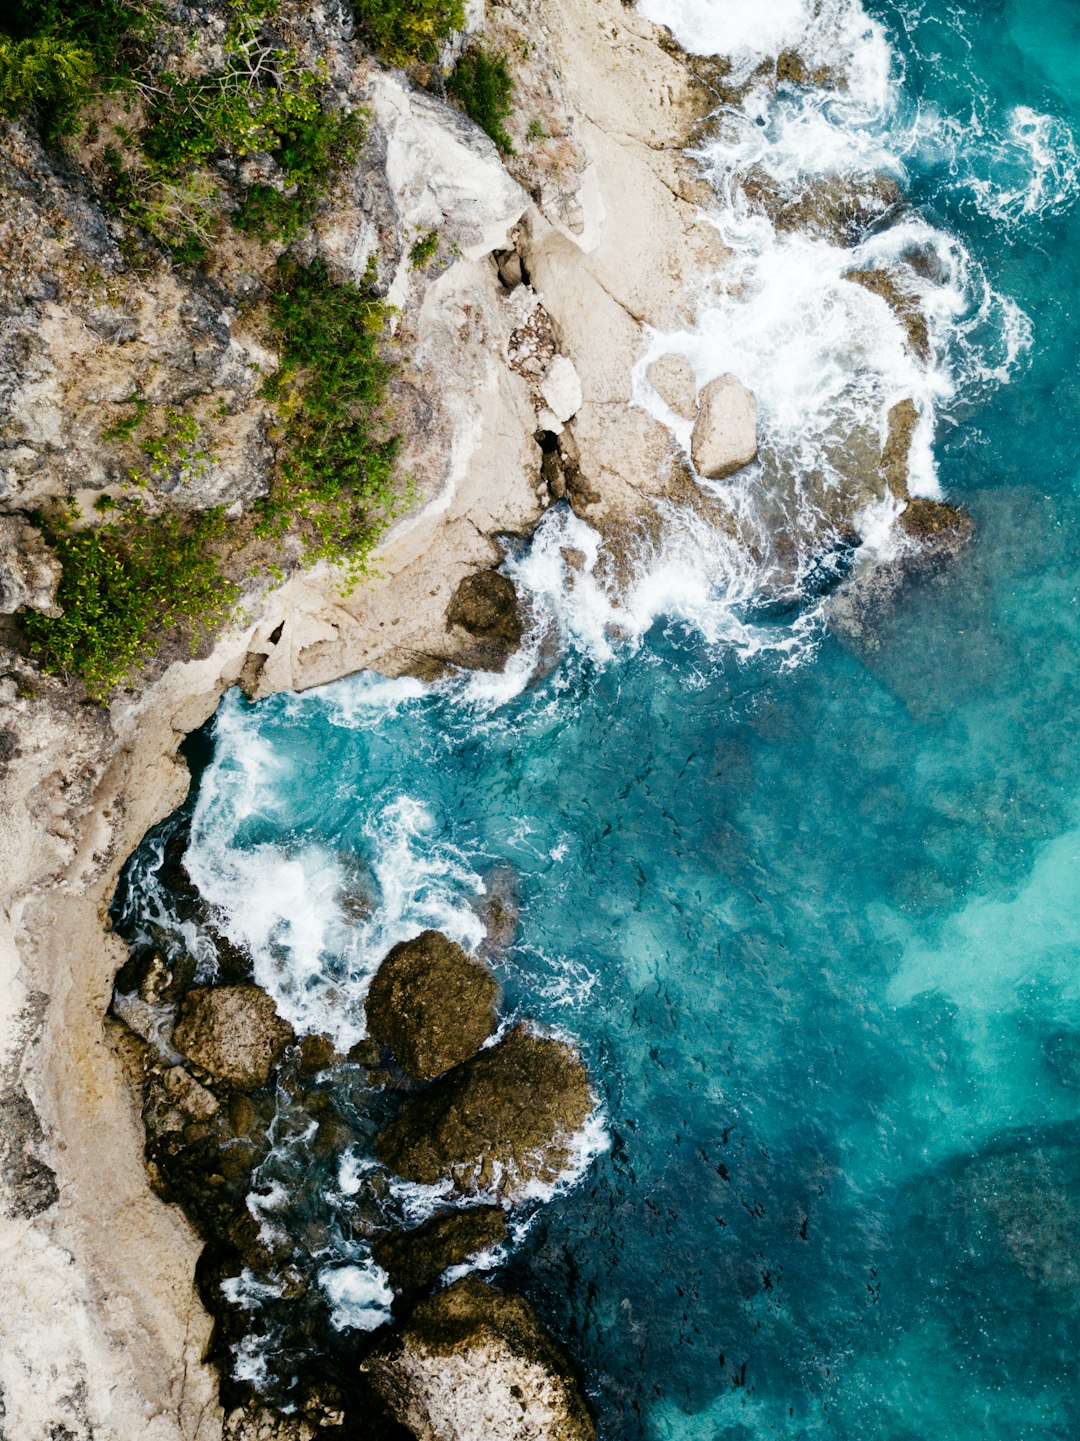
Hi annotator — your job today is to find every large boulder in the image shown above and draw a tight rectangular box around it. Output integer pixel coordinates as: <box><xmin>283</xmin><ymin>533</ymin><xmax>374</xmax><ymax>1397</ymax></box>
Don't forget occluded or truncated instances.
<box><xmin>445</xmin><ymin>570</ymin><xmax>525</xmax><ymax>672</ymax></box>
<box><xmin>361</xmin><ymin>1277</ymin><xmax>594</xmax><ymax>1441</ymax></box>
<box><xmin>173</xmin><ymin>984</ymin><xmax>294</xmax><ymax>1091</ymax></box>
<box><xmin>375</xmin><ymin>1026</ymin><xmax>593</xmax><ymax>1201</ymax></box>
<box><xmin>373</xmin><ymin>1206</ymin><xmax>508</xmax><ymax>1298</ymax></box>
<box><xmin>365</xmin><ymin>931</ymin><xmax>500</xmax><ymax>1083</ymax></box>
<box><xmin>690</xmin><ymin>374</ymin><xmax>758</xmax><ymax>480</ymax></box>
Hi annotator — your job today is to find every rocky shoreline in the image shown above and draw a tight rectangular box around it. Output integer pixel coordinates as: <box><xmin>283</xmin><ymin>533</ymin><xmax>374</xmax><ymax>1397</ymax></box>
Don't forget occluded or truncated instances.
<box><xmin>0</xmin><ymin>0</ymin><xmax>975</xmax><ymax>1434</ymax></box>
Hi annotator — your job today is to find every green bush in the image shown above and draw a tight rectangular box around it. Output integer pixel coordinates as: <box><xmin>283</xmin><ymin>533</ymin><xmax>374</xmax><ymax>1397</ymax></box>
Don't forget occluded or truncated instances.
<box><xmin>25</xmin><ymin>508</ymin><xmax>236</xmax><ymax>697</ymax></box>
<box><xmin>259</xmin><ymin>257</ymin><xmax>404</xmax><ymax>573</ymax></box>
<box><xmin>1</xmin><ymin>0</ymin><xmax>147</xmax><ymax>130</ymax></box>
<box><xmin>449</xmin><ymin>46</ymin><xmax>514</xmax><ymax>155</ymax></box>
<box><xmin>0</xmin><ymin>35</ymin><xmax>93</xmax><ymax>119</ymax></box>
<box><xmin>351</xmin><ymin>0</ymin><xmax>464</xmax><ymax>65</ymax></box>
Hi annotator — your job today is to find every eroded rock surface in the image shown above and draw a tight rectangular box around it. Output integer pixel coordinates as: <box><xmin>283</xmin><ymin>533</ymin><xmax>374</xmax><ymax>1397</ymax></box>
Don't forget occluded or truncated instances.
<box><xmin>647</xmin><ymin>353</ymin><xmax>697</xmax><ymax>419</ymax></box>
<box><xmin>373</xmin><ymin>1206</ymin><xmax>509</xmax><ymax>1298</ymax></box>
<box><xmin>690</xmin><ymin>374</ymin><xmax>758</xmax><ymax>480</ymax></box>
<box><xmin>363</xmin><ymin>1277</ymin><xmax>595</xmax><ymax>1441</ymax></box>
<box><xmin>376</xmin><ymin>1025</ymin><xmax>593</xmax><ymax>1200</ymax></box>
<box><xmin>365</xmin><ymin>931</ymin><xmax>501</xmax><ymax>1083</ymax></box>
<box><xmin>173</xmin><ymin>985</ymin><xmax>294</xmax><ymax>1091</ymax></box>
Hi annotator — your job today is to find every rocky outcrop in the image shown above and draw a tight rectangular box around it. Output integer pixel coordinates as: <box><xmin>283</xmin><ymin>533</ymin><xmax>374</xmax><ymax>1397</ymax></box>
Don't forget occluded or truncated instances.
<box><xmin>376</xmin><ymin>1026</ymin><xmax>593</xmax><ymax>1200</ymax></box>
<box><xmin>844</xmin><ymin>267</ymin><xmax>931</xmax><ymax>362</ymax></box>
<box><xmin>0</xmin><ymin>515</ymin><xmax>62</xmax><ymax>615</ymax></box>
<box><xmin>362</xmin><ymin>1277</ymin><xmax>595</xmax><ymax>1441</ymax></box>
<box><xmin>690</xmin><ymin>374</ymin><xmax>758</xmax><ymax>480</ymax></box>
<box><xmin>365</xmin><ymin>931</ymin><xmax>501</xmax><ymax>1083</ymax></box>
<box><xmin>740</xmin><ymin>167</ymin><xmax>902</xmax><ymax>245</ymax></box>
<box><xmin>445</xmin><ymin>570</ymin><xmax>526</xmax><ymax>672</ymax></box>
<box><xmin>173</xmin><ymin>985</ymin><xmax>294</xmax><ymax>1091</ymax></box>
<box><xmin>647</xmin><ymin>353</ymin><xmax>697</xmax><ymax>419</ymax></box>
<box><xmin>373</xmin><ymin>1206</ymin><xmax>509</xmax><ymax>1299</ymax></box>
<box><xmin>896</xmin><ymin>497</ymin><xmax>975</xmax><ymax>550</ymax></box>
<box><xmin>881</xmin><ymin>398</ymin><xmax>919</xmax><ymax>500</ymax></box>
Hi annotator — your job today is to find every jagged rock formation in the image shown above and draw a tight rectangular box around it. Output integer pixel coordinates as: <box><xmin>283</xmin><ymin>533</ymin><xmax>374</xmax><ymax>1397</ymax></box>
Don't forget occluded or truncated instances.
<box><xmin>373</xmin><ymin>1205</ymin><xmax>509</xmax><ymax>1299</ymax></box>
<box><xmin>173</xmin><ymin>985</ymin><xmax>295</xmax><ymax>1091</ymax></box>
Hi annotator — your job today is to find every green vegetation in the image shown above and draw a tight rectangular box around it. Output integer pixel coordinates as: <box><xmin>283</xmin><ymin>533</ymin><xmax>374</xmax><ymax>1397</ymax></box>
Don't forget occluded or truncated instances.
<box><xmin>24</xmin><ymin>507</ymin><xmax>235</xmax><ymax>697</ymax></box>
<box><xmin>526</xmin><ymin>116</ymin><xmax>548</xmax><ymax>143</ymax></box>
<box><xmin>0</xmin><ymin>0</ymin><xmax>146</xmax><ymax>132</ymax></box>
<box><xmin>449</xmin><ymin>46</ymin><xmax>514</xmax><ymax>155</ymax></box>
<box><xmin>409</xmin><ymin>228</ymin><xmax>439</xmax><ymax>269</ymax></box>
<box><xmin>259</xmin><ymin>257</ymin><xmax>402</xmax><ymax>574</ymax></box>
<box><xmin>350</xmin><ymin>0</ymin><xmax>464</xmax><ymax>66</ymax></box>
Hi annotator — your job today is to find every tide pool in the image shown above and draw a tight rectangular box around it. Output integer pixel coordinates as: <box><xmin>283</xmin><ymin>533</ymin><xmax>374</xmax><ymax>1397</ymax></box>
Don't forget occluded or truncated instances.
<box><xmin>114</xmin><ymin>0</ymin><xmax>1080</xmax><ymax>1435</ymax></box>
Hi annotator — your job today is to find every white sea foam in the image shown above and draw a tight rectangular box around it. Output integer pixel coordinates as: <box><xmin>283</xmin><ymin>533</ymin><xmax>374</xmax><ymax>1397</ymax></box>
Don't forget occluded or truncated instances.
<box><xmin>318</xmin><ymin>1257</ymin><xmax>395</xmax><ymax>1332</ymax></box>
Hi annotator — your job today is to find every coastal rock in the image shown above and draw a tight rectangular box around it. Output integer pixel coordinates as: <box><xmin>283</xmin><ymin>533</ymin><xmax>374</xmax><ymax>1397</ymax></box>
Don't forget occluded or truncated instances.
<box><xmin>741</xmin><ymin>168</ymin><xmax>902</xmax><ymax>245</ymax></box>
<box><xmin>375</xmin><ymin>1025</ymin><xmax>593</xmax><ymax>1200</ymax></box>
<box><xmin>647</xmin><ymin>353</ymin><xmax>697</xmax><ymax>419</ymax></box>
<box><xmin>539</xmin><ymin>356</ymin><xmax>584</xmax><ymax>425</ymax></box>
<box><xmin>897</xmin><ymin>498</ymin><xmax>975</xmax><ymax>552</ymax></box>
<box><xmin>173</xmin><ymin>985</ymin><xmax>294</xmax><ymax>1091</ymax></box>
<box><xmin>0</xmin><ymin>516</ymin><xmax>62</xmax><ymax>616</ymax></box>
<box><xmin>362</xmin><ymin>1277</ymin><xmax>595</xmax><ymax>1441</ymax></box>
<box><xmin>446</xmin><ymin>570</ymin><xmax>526</xmax><ymax>668</ymax></box>
<box><xmin>690</xmin><ymin>375</ymin><xmax>758</xmax><ymax>480</ymax></box>
<box><xmin>844</xmin><ymin>267</ymin><xmax>931</xmax><ymax>362</ymax></box>
<box><xmin>373</xmin><ymin>1205</ymin><xmax>509</xmax><ymax>1297</ymax></box>
<box><xmin>365</xmin><ymin>931</ymin><xmax>501</xmax><ymax>1083</ymax></box>
<box><xmin>881</xmin><ymin>398</ymin><xmax>918</xmax><ymax>499</ymax></box>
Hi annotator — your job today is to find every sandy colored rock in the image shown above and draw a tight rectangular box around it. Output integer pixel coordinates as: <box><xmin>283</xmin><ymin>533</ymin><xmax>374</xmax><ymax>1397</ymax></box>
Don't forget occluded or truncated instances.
<box><xmin>647</xmin><ymin>353</ymin><xmax>697</xmax><ymax>419</ymax></box>
<box><xmin>173</xmin><ymin>985</ymin><xmax>294</xmax><ymax>1091</ymax></box>
<box><xmin>375</xmin><ymin>1025</ymin><xmax>593</xmax><ymax>1200</ymax></box>
<box><xmin>690</xmin><ymin>374</ymin><xmax>758</xmax><ymax>480</ymax></box>
<box><xmin>365</xmin><ymin>931</ymin><xmax>501</xmax><ymax>1083</ymax></box>
<box><xmin>373</xmin><ymin>1205</ymin><xmax>509</xmax><ymax>1297</ymax></box>
<box><xmin>362</xmin><ymin>1277</ymin><xmax>594</xmax><ymax>1441</ymax></box>
<box><xmin>0</xmin><ymin>516</ymin><xmax>62</xmax><ymax>616</ymax></box>
<box><xmin>540</xmin><ymin>356</ymin><xmax>584</xmax><ymax>424</ymax></box>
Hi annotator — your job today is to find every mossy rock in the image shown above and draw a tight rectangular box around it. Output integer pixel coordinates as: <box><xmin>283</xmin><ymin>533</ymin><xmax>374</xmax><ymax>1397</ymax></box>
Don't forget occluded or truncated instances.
<box><xmin>365</xmin><ymin>931</ymin><xmax>500</xmax><ymax>1083</ymax></box>
<box><xmin>375</xmin><ymin>1025</ymin><xmax>593</xmax><ymax>1200</ymax></box>
<box><xmin>362</xmin><ymin>1277</ymin><xmax>595</xmax><ymax>1441</ymax></box>
<box><xmin>881</xmin><ymin>398</ymin><xmax>918</xmax><ymax>500</ymax></box>
<box><xmin>446</xmin><ymin>570</ymin><xmax>523</xmax><ymax>647</ymax></box>
<box><xmin>173</xmin><ymin>984</ymin><xmax>294</xmax><ymax>1091</ymax></box>
<box><xmin>897</xmin><ymin>498</ymin><xmax>974</xmax><ymax>548</ymax></box>
<box><xmin>373</xmin><ymin>1205</ymin><xmax>508</xmax><ymax>1297</ymax></box>
<box><xmin>741</xmin><ymin>168</ymin><xmax>901</xmax><ymax>245</ymax></box>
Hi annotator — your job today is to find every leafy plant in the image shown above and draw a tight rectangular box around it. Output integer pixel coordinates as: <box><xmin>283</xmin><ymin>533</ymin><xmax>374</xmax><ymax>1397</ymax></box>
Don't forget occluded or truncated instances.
<box><xmin>526</xmin><ymin>115</ymin><xmax>547</xmax><ymax>143</ymax></box>
<box><xmin>259</xmin><ymin>257</ymin><xmax>404</xmax><ymax>574</ymax></box>
<box><xmin>449</xmin><ymin>46</ymin><xmax>514</xmax><ymax>155</ymax></box>
<box><xmin>350</xmin><ymin>0</ymin><xmax>463</xmax><ymax>65</ymax></box>
<box><xmin>409</xmin><ymin>228</ymin><xmax>439</xmax><ymax>269</ymax></box>
<box><xmin>0</xmin><ymin>35</ymin><xmax>93</xmax><ymax>119</ymax></box>
<box><xmin>25</xmin><ymin>507</ymin><xmax>236</xmax><ymax>697</ymax></box>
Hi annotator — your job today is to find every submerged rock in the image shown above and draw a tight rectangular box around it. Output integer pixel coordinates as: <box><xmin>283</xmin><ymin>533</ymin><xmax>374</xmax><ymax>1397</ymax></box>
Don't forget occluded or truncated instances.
<box><xmin>373</xmin><ymin>1205</ymin><xmax>509</xmax><ymax>1298</ymax></box>
<box><xmin>173</xmin><ymin>984</ymin><xmax>294</xmax><ymax>1091</ymax></box>
<box><xmin>1044</xmin><ymin>1030</ymin><xmax>1080</xmax><ymax>1089</ymax></box>
<box><xmin>362</xmin><ymin>1277</ymin><xmax>594</xmax><ymax>1441</ymax></box>
<box><xmin>375</xmin><ymin>1025</ymin><xmax>593</xmax><ymax>1200</ymax></box>
<box><xmin>844</xmin><ymin>267</ymin><xmax>930</xmax><ymax>361</ymax></box>
<box><xmin>647</xmin><ymin>353</ymin><xmax>697</xmax><ymax>419</ymax></box>
<box><xmin>690</xmin><ymin>374</ymin><xmax>758</xmax><ymax>480</ymax></box>
<box><xmin>365</xmin><ymin>931</ymin><xmax>500</xmax><ymax>1083</ymax></box>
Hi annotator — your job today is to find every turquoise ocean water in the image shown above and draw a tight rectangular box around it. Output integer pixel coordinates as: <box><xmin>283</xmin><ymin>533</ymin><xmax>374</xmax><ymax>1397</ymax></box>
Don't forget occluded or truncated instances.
<box><xmin>115</xmin><ymin>1</ymin><xmax>1080</xmax><ymax>1435</ymax></box>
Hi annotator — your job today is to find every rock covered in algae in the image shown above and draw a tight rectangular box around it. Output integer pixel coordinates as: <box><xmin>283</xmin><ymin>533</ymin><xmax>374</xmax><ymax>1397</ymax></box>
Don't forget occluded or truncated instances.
<box><xmin>881</xmin><ymin>398</ymin><xmax>919</xmax><ymax>499</ymax></box>
<box><xmin>740</xmin><ymin>166</ymin><xmax>902</xmax><ymax>245</ymax></box>
<box><xmin>362</xmin><ymin>1276</ymin><xmax>595</xmax><ymax>1441</ymax></box>
<box><xmin>844</xmin><ymin>266</ymin><xmax>931</xmax><ymax>361</ymax></box>
<box><xmin>897</xmin><ymin>497</ymin><xmax>974</xmax><ymax>551</ymax></box>
<box><xmin>446</xmin><ymin>571</ymin><xmax>524</xmax><ymax>648</ymax></box>
<box><xmin>365</xmin><ymin>931</ymin><xmax>501</xmax><ymax>1083</ymax></box>
<box><xmin>173</xmin><ymin>984</ymin><xmax>294</xmax><ymax>1091</ymax></box>
<box><xmin>375</xmin><ymin>1025</ymin><xmax>593</xmax><ymax>1200</ymax></box>
<box><xmin>690</xmin><ymin>373</ymin><xmax>758</xmax><ymax>480</ymax></box>
<box><xmin>373</xmin><ymin>1205</ymin><xmax>509</xmax><ymax>1298</ymax></box>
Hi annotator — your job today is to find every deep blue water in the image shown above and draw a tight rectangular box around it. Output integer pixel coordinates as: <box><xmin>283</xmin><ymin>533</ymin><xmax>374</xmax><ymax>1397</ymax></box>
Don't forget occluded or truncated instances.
<box><xmin>115</xmin><ymin>1</ymin><xmax>1080</xmax><ymax>1435</ymax></box>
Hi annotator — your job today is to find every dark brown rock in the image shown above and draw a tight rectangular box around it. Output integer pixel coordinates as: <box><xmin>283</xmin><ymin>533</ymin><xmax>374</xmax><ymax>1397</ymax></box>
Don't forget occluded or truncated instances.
<box><xmin>741</xmin><ymin>168</ymin><xmax>902</xmax><ymax>245</ymax></box>
<box><xmin>446</xmin><ymin>570</ymin><xmax>524</xmax><ymax>648</ymax></box>
<box><xmin>362</xmin><ymin>1277</ymin><xmax>595</xmax><ymax>1441</ymax></box>
<box><xmin>365</xmin><ymin>931</ymin><xmax>500</xmax><ymax>1083</ymax></box>
<box><xmin>373</xmin><ymin>1205</ymin><xmax>508</xmax><ymax>1297</ymax></box>
<box><xmin>881</xmin><ymin>398</ymin><xmax>918</xmax><ymax>500</ymax></box>
<box><xmin>897</xmin><ymin>498</ymin><xmax>975</xmax><ymax>549</ymax></box>
<box><xmin>173</xmin><ymin>984</ymin><xmax>294</xmax><ymax>1091</ymax></box>
<box><xmin>375</xmin><ymin>1025</ymin><xmax>593</xmax><ymax>1200</ymax></box>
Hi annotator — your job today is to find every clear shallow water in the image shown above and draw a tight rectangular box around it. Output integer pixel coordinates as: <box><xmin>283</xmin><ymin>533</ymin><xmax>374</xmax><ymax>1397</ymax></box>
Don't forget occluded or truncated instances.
<box><xmin>114</xmin><ymin>0</ymin><xmax>1080</xmax><ymax>1435</ymax></box>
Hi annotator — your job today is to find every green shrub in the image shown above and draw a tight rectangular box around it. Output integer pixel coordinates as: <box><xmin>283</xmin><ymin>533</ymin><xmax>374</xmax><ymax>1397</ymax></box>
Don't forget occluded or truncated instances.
<box><xmin>25</xmin><ymin>508</ymin><xmax>236</xmax><ymax>697</ymax></box>
<box><xmin>0</xmin><ymin>35</ymin><xmax>93</xmax><ymax>119</ymax></box>
<box><xmin>350</xmin><ymin>0</ymin><xmax>463</xmax><ymax>65</ymax></box>
<box><xmin>409</xmin><ymin>228</ymin><xmax>439</xmax><ymax>268</ymax></box>
<box><xmin>1</xmin><ymin>0</ymin><xmax>148</xmax><ymax>130</ymax></box>
<box><xmin>449</xmin><ymin>46</ymin><xmax>514</xmax><ymax>155</ymax></box>
<box><xmin>259</xmin><ymin>257</ymin><xmax>404</xmax><ymax>573</ymax></box>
